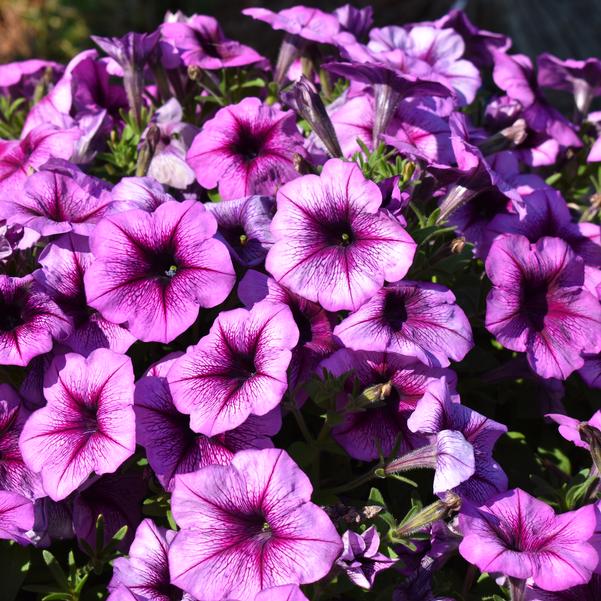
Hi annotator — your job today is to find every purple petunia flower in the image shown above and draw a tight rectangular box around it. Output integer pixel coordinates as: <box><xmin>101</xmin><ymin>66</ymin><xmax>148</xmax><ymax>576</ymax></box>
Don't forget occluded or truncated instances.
<box><xmin>458</xmin><ymin>488</ymin><xmax>598</xmax><ymax>591</ymax></box>
<box><xmin>110</xmin><ymin>176</ymin><xmax>173</xmax><ymax>212</ymax></box>
<box><xmin>135</xmin><ymin>353</ymin><xmax>281</xmax><ymax>491</ymax></box>
<box><xmin>0</xmin><ymin>275</ymin><xmax>72</xmax><ymax>366</ymax></box>
<box><xmin>0</xmin><ymin>169</ymin><xmax>114</xmax><ymax>237</ymax></box>
<box><xmin>337</xmin><ymin>526</ymin><xmax>396</xmax><ymax>589</ymax></box>
<box><xmin>108</xmin><ymin>518</ymin><xmax>193</xmax><ymax>601</ymax></box>
<box><xmin>547</xmin><ymin>410</ymin><xmax>601</xmax><ymax>450</ymax></box>
<box><xmin>19</xmin><ymin>349</ymin><xmax>136</xmax><ymax>501</ymax></box>
<box><xmin>206</xmin><ymin>195</ymin><xmax>275</xmax><ymax>267</ymax></box>
<box><xmin>34</xmin><ymin>233</ymin><xmax>136</xmax><ymax>356</ymax></box>
<box><xmin>161</xmin><ymin>14</ymin><xmax>264</xmax><ymax>70</ymax></box>
<box><xmin>186</xmin><ymin>97</ymin><xmax>306</xmax><ymax>200</ymax></box>
<box><xmin>525</xmin><ymin>574</ymin><xmax>601</xmax><ymax>600</ymax></box>
<box><xmin>85</xmin><ymin>200</ymin><xmax>235</xmax><ymax>344</ymax></box>
<box><xmin>168</xmin><ymin>448</ymin><xmax>342</xmax><ymax>601</ymax></box>
<box><xmin>266</xmin><ymin>159</ymin><xmax>416</xmax><ymax>312</ymax></box>
<box><xmin>0</xmin><ymin>491</ymin><xmax>34</xmax><ymax>544</ymax></box>
<box><xmin>168</xmin><ymin>300</ymin><xmax>298</xmax><ymax>436</ymax></box>
<box><xmin>0</xmin><ymin>384</ymin><xmax>43</xmax><ymax>499</ymax></box>
<box><xmin>334</xmin><ymin>281</ymin><xmax>473</xmax><ymax>368</ymax></box>
<box><xmin>318</xmin><ymin>349</ymin><xmax>454</xmax><ymax>461</ymax></box>
<box><xmin>485</xmin><ymin>234</ymin><xmax>601</xmax><ymax>380</ymax></box>
<box><xmin>579</xmin><ymin>353</ymin><xmax>601</xmax><ymax>389</ymax></box>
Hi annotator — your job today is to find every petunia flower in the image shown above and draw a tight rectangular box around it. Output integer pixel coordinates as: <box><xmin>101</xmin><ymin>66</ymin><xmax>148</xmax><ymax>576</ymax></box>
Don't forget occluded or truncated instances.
<box><xmin>206</xmin><ymin>195</ymin><xmax>275</xmax><ymax>267</ymax></box>
<box><xmin>34</xmin><ymin>233</ymin><xmax>136</xmax><ymax>356</ymax></box>
<box><xmin>334</xmin><ymin>281</ymin><xmax>473</xmax><ymax>368</ymax></box>
<box><xmin>0</xmin><ymin>384</ymin><xmax>43</xmax><ymax>499</ymax></box>
<box><xmin>0</xmin><ymin>275</ymin><xmax>72</xmax><ymax>366</ymax></box>
<box><xmin>108</xmin><ymin>519</ymin><xmax>193</xmax><ymax>601</ymax></box>
<box><xmin>19</xmin><ymin>349</ymin><xmax>136</xmax><ymax>501</ymax></box>
<box><xmin>0</xmin><ymin>59</ymin><xmax>63</xmax><ymax>100</ymax></box>
<box><xmin>0</xmin><ymin>491</ymin><xmax>34</xmax><ymax>544</ymax></box>
<box><xmin>266</xmin><ymin>158</ymin><xmax>416</xmax><ymax>312</ymax></box>
<box><xmin>337</xmin><ymin>526</ymin><xmax>396</xmax><ymax>589</ymax></box>
<box><xmin>161</xmin><ymin>14</ymin><xmax>264</xmax><ymax>70</ymax></box>
<box><xmin>525</xmin><ymin>573</ymin><xmax>601</xmax><ymax>600</ymax></box>
<box><xmin>0</xmin><ymin>169</ymin><xmax>114</xmax><ymax>237</ymax></box>
<box><xmin>485</xmin><ymin>234</ymin><xmax>601</xmax><ymax>380</ymax></box>
<box><xmin>168</xmin><ymin>448</ymin><xmax>342</xmax><ymax>601</ymax></box>
<box><xmin>579</xmin><ymin>353</ymin><xmax>601</xmax><ymax>389</ymax></box>
<box><xmin>334</xmin><ymin>4</ymin><xmax>373</xmax><ymax>43</ymax></box>
<box><xmin>110</xmin><ymin>176</ymin><xmax>174</xmax><ymax>212</ymax></box>
<box><xmin>458</xmin><ymin>488</ymin><xmax>598</xmax><ymax>591</ymax></box>
<box><xmin>186</xmin><ymin>97</ymin><xmax>306</xmax><ymax>200</ymax></box>
<box><xmin>135</xmin><ymin>353</ymin><xmax>281</xmax><ymax>491</ymax></box>
<box><xmin>547</xmin><ymin>410</ymin><xmax>601</xmax><ymax>450</ymax></box>
<box><xmin>168</xmin><ymin>300</ymin><xmax>298</xmax><ymax>436</ymax></box>
<box><xmin>85</xmin><ymin>200</ymin><xmax>235</xmax><ymax>344</ymax></box>
<box><xmin>0</xmin><ymin>124</ymin><xmax>79</xmax><ymax>198</ymax></box>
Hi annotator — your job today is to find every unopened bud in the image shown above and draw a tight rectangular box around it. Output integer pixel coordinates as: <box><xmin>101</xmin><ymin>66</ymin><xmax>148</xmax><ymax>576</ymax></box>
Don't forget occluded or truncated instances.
<box><xmin>450</xmin><ymin>237</ymin><xmax>466</xmax><ymax>254</ymax></box>
<box><xmin>477</xmin><ymin>118</ymin><xmax>528</xmax><ymax>156</ymax></box>
<box><xmin>187</xmin><ymin>65</ymin><xmax>203</xmax><ymax>82</ymax></box>
<box><xmin>580</xmin><ymin>424</ymin><xmax>601</xmax><ymax>474</ymax></box>
<box><xmin>136</xmin><ymin>124</ymin><xmax>161</xmax><ymax>177</ymax></box>
<box><xmin>394</xmin><ymin>493</ymin><xmax>461</xmax><ymax>539</ymax></box>
<box><xmin>293</xmin><ymin>153</ymin><xmax>315</xmax><ymax>175</ymax></box>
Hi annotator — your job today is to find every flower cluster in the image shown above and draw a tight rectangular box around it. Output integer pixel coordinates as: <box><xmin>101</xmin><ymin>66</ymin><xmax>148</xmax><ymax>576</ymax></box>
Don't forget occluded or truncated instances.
<box><xmin>0</xmin><ymin>4</ymin><xmax>600</xmax><ymax>601</ymax></box>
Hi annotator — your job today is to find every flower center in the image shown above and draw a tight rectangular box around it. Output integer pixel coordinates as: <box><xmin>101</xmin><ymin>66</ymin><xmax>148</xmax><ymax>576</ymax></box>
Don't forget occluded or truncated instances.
<box><xmin>322</xmin><ymin>221</ymin><xmax>355</xmax><ymax>248</ymax></box>
<box><xmin>382</xmin><ymin>292</ymin><xmax>408</xmax><ymax>330</ymax></box>
<box><xmin>0</xmin><ymin>301</ymin><xmax>23</xmax><ymax>332</ymax></box>
<box><xmin>521</xmin><ymin>280</ymin><xmax>549</xmax><ymax>332</ymax></box>
<box><xmin>79</xmin><ymin>403</ymin><xmax>98</xmax><ymax>435</ymax></box>
<box><xmin>149</xmin><ymin>252</ymin><xmax>179</xmax><ymax>283</ymax></box>
<box><xmin>232</xmin><ymin>124</ymin><xmax>266</xmax><ymax>162</ymax></box>
<box><xmin>229</xmin><ymin>350</ymin><xmax>257</xmax><ymax>381</ymax></box>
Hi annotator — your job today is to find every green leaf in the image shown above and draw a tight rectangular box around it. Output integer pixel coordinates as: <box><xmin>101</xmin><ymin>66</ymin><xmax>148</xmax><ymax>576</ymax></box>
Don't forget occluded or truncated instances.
<box><xmin>42</xmin><ymin>550</ymin><xmax>69</xmax><ymax>592</ymax></box>
<box><xmin>0</xmin><ymin>541</ymin><xmax>30</xmax><ymax>601</ymax></box>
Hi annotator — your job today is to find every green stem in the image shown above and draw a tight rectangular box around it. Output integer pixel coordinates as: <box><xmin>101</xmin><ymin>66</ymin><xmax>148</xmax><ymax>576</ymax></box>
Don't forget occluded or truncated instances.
<box><xmin>289</xmin><ymin>398</ymin><xmax>314</xmax><ymax>445</ymax></box>
<box><xmin>322</xmin><ymin>465</ymin><xmax>382</xmax><ymax>496</ymax></box>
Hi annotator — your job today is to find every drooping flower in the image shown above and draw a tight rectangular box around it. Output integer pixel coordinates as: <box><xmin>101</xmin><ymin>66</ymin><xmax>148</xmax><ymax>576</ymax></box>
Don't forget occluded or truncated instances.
<box><xmin>168</xmin><ymin>448</ymin><xmax>342</xmax><ymax>601</ymax></box>
<box><xmin>108</xmin><ymin>519</ymin><xmax>193</xmax><ymax>601</ymax></box>
<box><xmin>0</xmin><ymin>384</ymin><xmax>43</xmax><ymax>499</ymax></box>
<box><xmin>318</xmin><ymin>349</ymin><xmax>454</xmax><ymax>461</ymax></box>
<box><xmin>34</xmin><ymin>233</ymin><xmax>136</xmax><ymax>356</ymax></box>
<box><xmin>458</xmin><ymin>488</ymin><xmax>598</xmax><ymax>591</ymax></box>
<box><xmin>334</xmin><ymin>281</ymin><xmax>473</xmax><ymax>368</ymax></box>
<box><xmin>161</xmin><ymin>14</ymin><xmax>265</xmax><ymax>70</ymax></box>
<box><xmin>135</xmin><ymin>353</ymin><xmax>281</xmax><ymax>491</ymax></box>
<box><xmin>0</xmin><ymin>169</ymin><xmax>114</xmax><ymax>237</ymax></box>
<box><xmin>266</xmin><ymin>159</ymin><xmax>416</xmax><ymax>312</ymax></box>
<box><xmin>0</xmin><ymin>275</ymin><xmax>72</xmax><ymax>367</ymax></box>
<box><xmin>186</xmin><ymin>97</ymin><xmax>306</xmax><ymax>200</ymax></box>
<box><xmin>19</xmin><ymin>349</ymin><xmax>136</xmax><ymax>501</ymax></box>
<box><xmin>85</xmin><ymin>200</ymin><xmax>235</xmax><ymax>344</ymax></box>
<box><xmin>168</xmin><ymin>301</ymin><xmax>298</xmax><ymax>436</ymax></box>
<box><xmin>0</xmin><ymin>491</ymin><xmax>34</xmax><ymax>544</ymax></box>
<box><xmin>0</xmin><ymin>124</ymin><xmax>79</xmax><ymax>198</ymax></box>
<box><xmin>206</xmin><ymin>195</ymin><xmax>275</xmax><ymax>267</ymax></box>
<box><xmin>485</xmin><ymin>234</ymin><xmax>601</xmax><ymax>379</ymax></box>
<box><xmin>337</xmin><ymin>526</ymin><xmax>396</xmax><ymax>589</ymax></box>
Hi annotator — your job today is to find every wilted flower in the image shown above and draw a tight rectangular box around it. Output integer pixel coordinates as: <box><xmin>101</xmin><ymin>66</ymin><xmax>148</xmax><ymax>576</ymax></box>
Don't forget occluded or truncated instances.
<box><xmin>85</xmin><ymin>200</ymin><xmax>235</xmax><ymax>344</ymax></box>
<box><xmin>168</xmin><ymin>448</ymin><xmax>342</xmax><ymax>601</ymax></box>
<box><xmin>187</xmin><ymin>97</ymin><xmax>306</xmax><ymax>200</ymax></box>
<box><xmin>19</xmin><ymin>349</ymin><xmax>136</xmax><ymax>501</ymax></box>
<box><xmin>266</xmin><ymin>159</ymin><xmax>416</xmax><ymax>312</ymax></box>
<box><xmin>168</xmin><ymin>301</ymin><xmax>298</xmax><ymax>436</ymax></box>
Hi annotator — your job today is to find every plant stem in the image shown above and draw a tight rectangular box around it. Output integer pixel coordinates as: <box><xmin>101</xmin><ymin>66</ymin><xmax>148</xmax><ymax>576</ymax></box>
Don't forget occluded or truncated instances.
<box><xmin>508</xmin><ymin>577</ymin><xmax>526</xmax><ymax>601</ymax></box>
<box><xmin>288</xmin><ymin>398</ymin><xmax>314</xmax><ymax>445</ymax></box>
<box><xmin>322</xmin><ymin>465</ymin><xmax>381</xmax><ymax>496</ymax></box>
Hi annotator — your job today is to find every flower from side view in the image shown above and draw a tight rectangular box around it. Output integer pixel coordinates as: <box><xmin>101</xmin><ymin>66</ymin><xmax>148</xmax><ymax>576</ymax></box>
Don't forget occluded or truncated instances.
<box><xmin>0</xmin><ymin>275</ymin><xmax>72</xmax><ymax>366</ymax></box>
<box><xmin>168</xmin><ymin>301</ymin><xmax>298</xmax><ymax>436</ymax></box>
<box><xmin>0</xmin><ymin>491</ymin><xmax>34</xmax><ymax>544</ymax></box>
<box><xmin>187</xmin><ymin>97</ymin><xmax>306</xmax><ymax>200</ymax></box>
<box><xmin>546</xmin><ymin>410</ymin><xmax>601</xmax><ymax>450</ymax></box>
<box><xmin>334</xmin><ymin>281</ymin><xmax>473</xmax><ymax>368</ymax></box>
<box><xmin>168</xmin><ymin>448</ymin><xmax>342</xmax><ymax>601</ymax></box>
<box><xmin>458</xmin><ymin>488</ymin><xmax>598</xmax><ymax>591</ymax></box>
<box><xmin>485</xmin><ymin>234</ymin><xmax>601</xmax><ymax>380</ymax></box>
<box><xmin>337</xmin><ymin>526</ymin><xmax>396</xmax><ymax>589</ymax></box>
<box><xmin>266</xmin><ymin>159</ymin><xmax>416</xmax><ymax>312</ymax></box>
<box><xmin>85</xmin><ymin>200</ymin><xmax>235</xmax><ymax>344</ymax></box>
<box><xmin>19</xmin><ymin>349</ymin><xmax>136</xmax><ymax>501</ymax></box>
<box><xmin>108</xmin><ymin>519</ymin><xmax>193</xmax><ymax>601</ymax></box>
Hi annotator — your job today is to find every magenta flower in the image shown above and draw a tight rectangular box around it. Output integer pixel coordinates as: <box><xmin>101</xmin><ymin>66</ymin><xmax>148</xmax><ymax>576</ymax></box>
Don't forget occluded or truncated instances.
<box><xmin>0</xmin><ymin>275</ymin><xmax>72</xmax><ymax>366</ymax></box>
<box><xmin>334</xmin><ymin>281</ymin><xmax>473</xmax><ymax>368</ymax></box>
<box><xmin>35</xmin><ymin>233</ymin><xmax>136</xmax><ymax>356</ymax></box>
<box><xmin>168</xmin><ymin>301</ymin><xmax>298</xmax><ymax>436</ymax></box>
<box><xmin>85</xmin><ymin>200</ymin><xmax>235</xmax><ymax>344</ymax></box>
<box><xmin>0</xmin><ymin>384</ymin><xmax>43</xmax><ymax>499</ymax></box>
<box><xmin>485</xmin><ymin>234</ymin><xmax>601</xmax><ymax>379</ymax></box>
<box><xmin>19</xmin><ymin>349</ymin><xmax>136</xmax><ymax>501</ymax></box>
<box><xmin>547</xmin><ymin>410</ymin><xmax>601</xmax><ymax>450</ymax></box>
<box><xmin>0</xmin><ymin>491</ymin><xmax>34</xmax><ymax>544</ymax></box>
<box><xmin>458</xmin><ymin>488</ymin><xmax>598</xmax><ymax>591</ymax></box>
<box><xmin>135</xmin><ymin>353</ymin><xmax>281</xmax><ymax>491</ymax></box>
<box><xmin>337</xmin><ymin>526</ymin><xmax>396</xmax><ymax>589</ymax></box>
<box><xmin>206</xmin><ymin>195</ymin><xmax>275</xmax><ymax>267</ymax></box>
<box><xmin>108</xmin><ymin>519</ymin><xmax>193</xmax><ymax>601</ymax></box>
<box><xmin>110</xmin><ymin>176</ymin><xmax>173</xmax><ymax>212</ymax></box>
<box><xmin>168</xmin><ymin>448</ymin><xmax>342</xmax><ymax>601</ymax></box>
<box><xmin>318</xmin><ymin>349</ymin><xmax>454</xmax><ymax>461</ymax></box>
<box><xmin>0</xmin><ymin>124</ymin><xmax>79</xmax><ymax>198</ymax></box>
<box><xmin>161</xmin><ymin>14</ymin><xmax>264</xmax><ymax>69</ymax></box>
<box><xmin>525</xmin><ymin>574</ymin><xmax>601</xmax><ymax>600</ymax></box>
<box><xmin>266</xmin><ymin>159</ymin><xmax>416</xmax><ymax>312</ymax></box>
<box><xmin>186</xmin><ymin>97</ymin><xmax>306</xmax><ymax>200</ymax></box>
